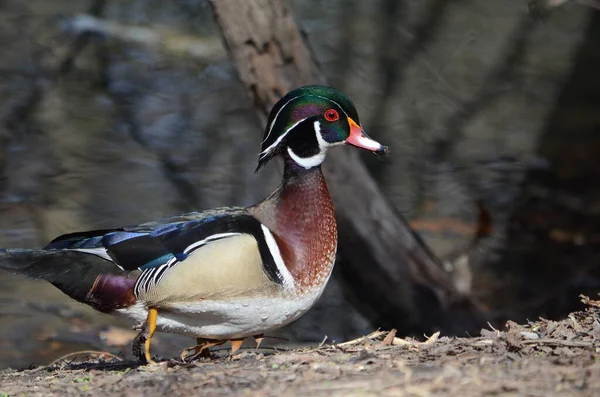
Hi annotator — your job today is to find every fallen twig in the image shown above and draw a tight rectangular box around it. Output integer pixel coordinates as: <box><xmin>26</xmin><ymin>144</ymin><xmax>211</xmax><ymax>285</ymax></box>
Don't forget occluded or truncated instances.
<box><xmin>580</xmin><ymin>294</ymin><xmax>600</xmax><ymax>308</ymax></box>
<box><xmin>522</xmin><ymin>339</ymin><xmax>593</xmax><ymax>347</ymax></box>
<box><xmin>336</xmin><ymin>330</ymin><xmax>385</xmax><ymax>347</ymax></box>
<box><xmin>393</xmin><ymin>332</ymin><xmax>441</xmax><ymax>346</ymax></box>
<box><xmin>318</xmin><ymin>335</ymin><xmax>328</xmax><ymax>348</ymax></box>
<box><xmin>31</xmin><ymin>350</ymin><xmax>123</xmax><ymax>373</ymax></box>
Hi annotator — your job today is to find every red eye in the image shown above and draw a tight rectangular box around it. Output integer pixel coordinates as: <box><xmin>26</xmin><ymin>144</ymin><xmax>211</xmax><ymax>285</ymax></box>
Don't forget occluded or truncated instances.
<box><xmin>324</xmin><ymin>109</ymin><xmax>339</xmax><ymax>122</ymax></box>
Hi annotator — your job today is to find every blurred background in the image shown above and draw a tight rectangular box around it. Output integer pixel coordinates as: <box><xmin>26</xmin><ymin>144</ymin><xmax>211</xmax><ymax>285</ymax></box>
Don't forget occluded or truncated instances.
<box><xmin>0</xmin><ymin>0</ymin><xmax>598</xmax><ymax>369</ymax></box>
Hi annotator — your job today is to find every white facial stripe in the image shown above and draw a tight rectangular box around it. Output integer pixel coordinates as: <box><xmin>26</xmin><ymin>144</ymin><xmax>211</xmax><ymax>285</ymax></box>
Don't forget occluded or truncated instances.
<box><xmin>263</xmin><ymin>95</ymin><xmax>301</xmax><ymax>144</ymax></box>
<box><xmin>313</xmin><ymin>120</ymin><xmax>329</xmax><ymax>150</ymax></box>
<box><xmin>315</xmin><ymin>120</ymin><xmax>345</xmax><ymax>148</ymax></box>
<box><xmin>260</xmin><ymin>225</ymin><xmax>295</xmax><ymax>288</ymax></box>
<box><xmin>259</xmin><ymin>117</ymin><xmax>309</xmax><ymax>159</ymax></box>
<box><xmin>311</xmin><ymin>94</ymin><xmax>349</xmax><ymax>119</ymax></box>
<box><xmin>287</xmin><ymin>147</ymin><xmax>326</xmax><ymax>169</ymax></box>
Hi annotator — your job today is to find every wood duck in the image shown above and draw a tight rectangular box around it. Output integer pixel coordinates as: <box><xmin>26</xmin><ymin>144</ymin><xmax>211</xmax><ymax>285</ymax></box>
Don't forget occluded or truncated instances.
<box><xmin>0</xmin><ymin>85</ymin><xmax>386</xmax><ymax>364</ymax></box>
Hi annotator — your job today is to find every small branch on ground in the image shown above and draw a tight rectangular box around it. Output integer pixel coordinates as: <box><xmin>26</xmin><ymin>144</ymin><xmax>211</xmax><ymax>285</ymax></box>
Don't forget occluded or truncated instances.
<box><xmin>31</xmin><ymin>350</ymin><xmax>122</xmax><ymax>373</ymax></box>
<box><xmin>580</xmin><ymin>294</ymin><xmax>600</xmax><ymax>308</ymax></box>
<box><xmin>335</xmin><ymin>330</ymin><xmax>385</xmax><ymax>347</ymax></box>
<box><xmin>522</xmin><ymin>339</ymin><xmax>593</xmax><ymax>347</ymax></box>
<box><xmin>392</xmin><ymin>331</ymin><xmax>441</xmax><ymax>347</ymax></box>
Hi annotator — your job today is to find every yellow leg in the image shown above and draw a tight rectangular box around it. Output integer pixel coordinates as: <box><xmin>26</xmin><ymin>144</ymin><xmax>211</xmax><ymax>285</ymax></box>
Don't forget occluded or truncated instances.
<box><xmin>132</xmin><ymin>307</ymin><xmax>159</xmax><ymax>365</ymax></box>
<box><xmin>143</xmin><ymin>308</ymin><xmax>158</xmax><ymax>365</ymax></box>
<box><xmin>253</xmin><ymin>334</ymin><xmax>264</xmax><ymax>349</ymax></box>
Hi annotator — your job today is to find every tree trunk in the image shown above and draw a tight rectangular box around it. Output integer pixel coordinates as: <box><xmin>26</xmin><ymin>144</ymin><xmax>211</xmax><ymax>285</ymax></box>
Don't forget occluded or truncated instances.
<box><xmin>209</xmin><ymin>0</ymin><xmax>461</xmax><ymax>330</ymax></box>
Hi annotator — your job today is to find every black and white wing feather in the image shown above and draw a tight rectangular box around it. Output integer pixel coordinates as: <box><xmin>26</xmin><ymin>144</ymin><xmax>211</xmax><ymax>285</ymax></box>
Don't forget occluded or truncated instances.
<box><xmin>44</xmin><ymin>208</ymin><xmax>290</xmax><ymax>296</ymax></box>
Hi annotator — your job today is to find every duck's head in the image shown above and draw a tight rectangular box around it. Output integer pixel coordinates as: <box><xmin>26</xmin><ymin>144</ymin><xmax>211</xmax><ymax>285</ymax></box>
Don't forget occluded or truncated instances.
<box><xmin>257</xmin><ymin>85</ymin><xmax>387</xmax><ymax>171</ymax></box>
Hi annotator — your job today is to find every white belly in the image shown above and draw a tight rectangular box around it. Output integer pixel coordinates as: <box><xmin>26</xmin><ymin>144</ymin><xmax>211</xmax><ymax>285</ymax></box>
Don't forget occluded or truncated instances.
<box><xmin>117</xmin><ymin>289</ymin><xmax>323</xmax><ymax>339</ymax></box>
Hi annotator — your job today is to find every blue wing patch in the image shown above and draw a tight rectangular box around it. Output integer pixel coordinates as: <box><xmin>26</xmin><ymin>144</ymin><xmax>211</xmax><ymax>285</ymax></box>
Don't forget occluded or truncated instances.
<box><xmin>102</xmin><ymin>231</ymin><xmax>147</xmax><ymax>246</ymax></box>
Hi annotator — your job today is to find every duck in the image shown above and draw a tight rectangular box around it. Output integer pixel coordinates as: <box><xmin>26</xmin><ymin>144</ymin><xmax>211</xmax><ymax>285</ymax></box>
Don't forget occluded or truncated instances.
<box><xmin>0</xmin><ymin>85</ymin><xmax>387</xmax><ymax>364</ymax></box>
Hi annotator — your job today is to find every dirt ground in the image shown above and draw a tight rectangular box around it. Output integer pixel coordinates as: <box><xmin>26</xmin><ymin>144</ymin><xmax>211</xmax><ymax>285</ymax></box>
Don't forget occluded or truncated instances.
<box><xmin>1</xmin><ymin>298</ymin><xmax>599</xmax><ymax>397</ymax></box>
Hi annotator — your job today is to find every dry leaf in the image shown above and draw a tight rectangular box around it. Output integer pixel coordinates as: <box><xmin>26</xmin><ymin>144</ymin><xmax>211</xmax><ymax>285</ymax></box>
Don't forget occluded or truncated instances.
<box><xmin>580</xmin><ymin>294</ymin><xmax>600</xmax><ymax>308</ymax></box>
<box><xmin>380</xmin><ymin>329</ymin><xmax>397</xmax><ymax>346</ymax></box>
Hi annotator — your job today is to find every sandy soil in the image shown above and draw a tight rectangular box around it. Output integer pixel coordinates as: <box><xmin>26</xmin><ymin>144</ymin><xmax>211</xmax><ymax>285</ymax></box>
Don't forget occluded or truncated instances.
<box><xmin>1</xmin><ymin>300</ymin><xmax>599</xmax><ymax>397</ymax></box>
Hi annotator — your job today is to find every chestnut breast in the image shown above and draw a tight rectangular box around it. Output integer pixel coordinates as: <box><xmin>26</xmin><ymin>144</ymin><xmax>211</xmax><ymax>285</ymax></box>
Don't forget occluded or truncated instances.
<box><xmin>251</xmin><ymin>169</ymin><xmax>338</xmax><ymax>289</ymax></box>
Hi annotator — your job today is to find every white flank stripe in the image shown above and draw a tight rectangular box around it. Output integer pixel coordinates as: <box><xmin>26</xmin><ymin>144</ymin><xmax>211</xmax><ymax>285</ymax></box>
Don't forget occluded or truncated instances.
<box><xmin>183</xmin><ymin>232</ymin><xmax>241</xmax><ymax>254</ymax></box>
<box><xmin>135</xmin><ymin>256</ymin><xmax>178</xmax><ymax>297</ymax></box>
<box><xmin>164</xmin><ymin>256</ymin><xmax>178</xmax><ymax>269</ymax></box>
<box><xmin>263</xmin><ymin>95</ymin><xmax>301</xmax><ymax>143</ymax></box>
<box><xmin>260</xmin><ymin>224</ymin><xmax>295</xmax><ymax>288</ymax></box>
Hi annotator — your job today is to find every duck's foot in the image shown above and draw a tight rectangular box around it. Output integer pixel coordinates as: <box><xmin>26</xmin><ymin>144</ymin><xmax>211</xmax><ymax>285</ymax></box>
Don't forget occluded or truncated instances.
<box><xmin>132</xmin><ymin>307</ymin><xmax>158</xmax><ymax>365</ymax></box>
<box><xmin>253</xmin><ymin>334</ymin><xmax>264</xmax><ymax>349</ymax></box>
<box><xmin>181</xmin><ymin>338</ymin><xmax>225</xmax><ymax>362</ymax></box>
<box><xmin>230</xmin><ymin>338</ymin><xmax>244</xmax><ymax>356</ymax></box>
<box><xmin>180</xmin><ymin>335</ymin><xmax>264</xmax><ymax>361</ymax></box>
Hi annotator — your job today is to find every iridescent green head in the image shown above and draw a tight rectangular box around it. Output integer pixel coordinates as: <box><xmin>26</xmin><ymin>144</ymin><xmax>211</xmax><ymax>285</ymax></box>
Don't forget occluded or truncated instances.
<box><xmin>257</xmin><ymin>85</ymin><xmax>386</xmax><ymax>171</ymax></box>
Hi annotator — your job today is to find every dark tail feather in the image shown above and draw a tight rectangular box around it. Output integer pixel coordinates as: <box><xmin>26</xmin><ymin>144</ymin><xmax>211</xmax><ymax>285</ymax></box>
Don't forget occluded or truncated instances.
<box><xmin>0</xmin><ymin>248</ymin><xmax>137</xmax><ymax>312</ymax></box>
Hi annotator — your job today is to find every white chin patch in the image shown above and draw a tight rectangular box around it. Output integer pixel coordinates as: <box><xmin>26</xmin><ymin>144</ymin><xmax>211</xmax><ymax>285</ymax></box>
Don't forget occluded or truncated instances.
<box><xmin>287</xmin><ymin>147</ymin><xmax>326</xmax><ymax>169</ymax></box>
<box><xmin>287</xmin><ymin>120</ymin><xmax>331</xmax><ymax>169</ymax></box>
